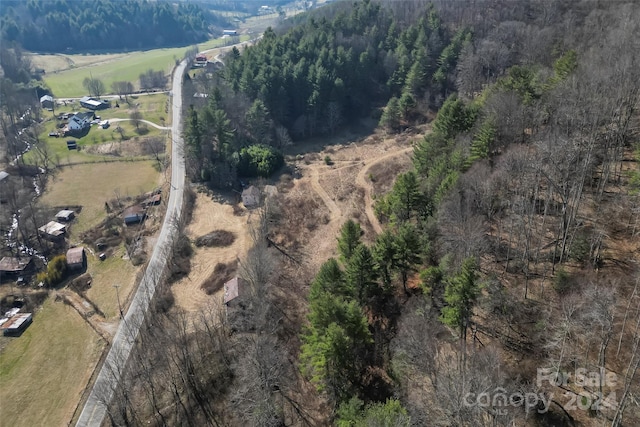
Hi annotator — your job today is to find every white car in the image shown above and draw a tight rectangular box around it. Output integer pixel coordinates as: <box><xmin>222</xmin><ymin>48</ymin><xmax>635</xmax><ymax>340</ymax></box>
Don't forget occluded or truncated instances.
<box><xmin>99</xmin><ymin>120</ymin><xmax>110</xmax><ymax>129</ymax></box>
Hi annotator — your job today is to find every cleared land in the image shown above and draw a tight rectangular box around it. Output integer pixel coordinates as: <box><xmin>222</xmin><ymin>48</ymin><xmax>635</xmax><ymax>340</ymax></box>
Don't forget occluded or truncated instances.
<box><xmin>40</xmin><ymin>160</ymin><xmax>161</xmax><ymax>236</ymax></box>
<box><xmin>42</xmin><ymin>36</ymin><xmax>249</xmax><ymax>98</ymax></box>
<box><xmin>172</xmin><ymin>193</ymin><xmax>252</xmax><ymax>313</ymax></box>
<box><xmin>29</xmin><ymin>93</ymin><xmax>169</xmax><ymax>165</ymax></box>
<box><xmin>0</xmin><ymin>297</ymin><xmax>104</xmax><ymax>427</ymax></box>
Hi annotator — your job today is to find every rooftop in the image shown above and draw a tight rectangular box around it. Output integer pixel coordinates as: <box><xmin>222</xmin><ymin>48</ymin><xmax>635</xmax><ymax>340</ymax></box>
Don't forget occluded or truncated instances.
<box><xmin>39</xmin><ymin>221</ymin><xmax>66</xmax><ymax>237</ymax></box>
<box><xmin>0</xmin><ymin>257</ymin><xmax>32</xmax><ymax>272</ymax></box>
<box><xmin>66</xmin><ymin>247</ymin><xmax>85</xmax><ymax>265</ymax></box>
<box><xmin>223</xmin><ymin>276</ymin><xmax>248</xmax><ymax>304</ymax></box>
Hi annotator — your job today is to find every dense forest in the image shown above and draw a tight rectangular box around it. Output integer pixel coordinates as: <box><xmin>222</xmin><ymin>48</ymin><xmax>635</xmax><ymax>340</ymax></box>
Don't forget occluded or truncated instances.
<box><xmin>183</xmin><ymin>0</ymin><xmax>466</xmax><ymax>185</ymax></box>
<box><xmin>0</xmin><ymin>0</ymin><xmax>228</xmax><ymax>52</ymax></box>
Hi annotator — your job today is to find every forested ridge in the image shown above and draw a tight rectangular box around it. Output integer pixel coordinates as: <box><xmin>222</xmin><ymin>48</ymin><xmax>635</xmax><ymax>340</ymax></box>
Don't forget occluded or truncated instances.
<box><xmin>0</xmin><ymin>0</ymin><xmax>226</xmax><ymax>52</ymax></box>
<box><xmin>102</xmin><ymin>0</ymin><xmax>640</xmax><ymax>426</ymax></box>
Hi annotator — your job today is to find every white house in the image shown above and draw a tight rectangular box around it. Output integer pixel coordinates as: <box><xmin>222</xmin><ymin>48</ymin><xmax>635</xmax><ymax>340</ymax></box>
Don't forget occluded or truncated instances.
<box><xmin>67</xmin><ymin>112</ymin><xmax>92</xmax><ymax>132</ymax></box>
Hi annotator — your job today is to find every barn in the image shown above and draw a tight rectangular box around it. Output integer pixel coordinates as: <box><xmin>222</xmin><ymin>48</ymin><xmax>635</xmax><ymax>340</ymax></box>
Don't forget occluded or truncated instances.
<box><xmin>66</xmin><ymin>247</ymin><xmax>86</xmax><ymax>271</ymax></box>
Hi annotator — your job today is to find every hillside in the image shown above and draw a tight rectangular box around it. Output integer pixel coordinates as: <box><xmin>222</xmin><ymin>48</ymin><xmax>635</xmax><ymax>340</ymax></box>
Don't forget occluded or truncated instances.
<box><xmin>62</xmin><ymin>1</ymin><xmax>640</xmax><ymax>426</ymax></box>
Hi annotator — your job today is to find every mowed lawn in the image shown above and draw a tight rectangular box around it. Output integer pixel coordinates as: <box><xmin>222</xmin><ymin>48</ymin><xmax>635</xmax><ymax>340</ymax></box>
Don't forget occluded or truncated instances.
<box><xmin>40</xmin><ymin>161</ymin><xmax>161</xmax><ymax>235</ymax></box>
<box><xmin>43</xmin><ymin>36</ymin><xmax>246</xmax><ymax>98</ymax></box>
<box><xmin>0</xmin><ymin>297</ymin><xmax>105</xmax><ymax>427</ymax></box>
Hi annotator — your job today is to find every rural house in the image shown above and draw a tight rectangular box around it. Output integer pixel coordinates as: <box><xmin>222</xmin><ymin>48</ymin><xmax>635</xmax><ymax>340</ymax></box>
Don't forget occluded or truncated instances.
<box><xmin>38</xmin><ymin>221</ymin><xmax>66</xmax><ymax>239</ymax></box>
<box><xmin>66</xmin><ymin>247</ymin><xmax>86</xmax><ymax>271</ymax></box>
<box><xmin>67</xmin><ymin>112</ymin><xmax>93</xmax><ymax>133</ymax></box>
<box><xmin>40</xmin><ymin>95</ymin><xmax>54</xmax><ymax>109</ymax></box>
<box><xmin>56</xmin><ymin>209</ymin><xmax>75</xmax><ymax>222</ymax></box>
<box><xmin>80</xmin><ymin>96</ymin><xmax>110</xmax><ymax>110</ymax></box>
<box><xmin>0</xmin><ymin>257</ymin><xmax>33</xmax><ymax>280</ymax></box>
<box><xmin>241</xmin><ymin>186</ymin><xmax>261</xmax><ymax>209</ymax></box>
<box><xmin>123</xmin><ymin>205</ymin><xmax>146</xmax><ymax>225</ymax></box>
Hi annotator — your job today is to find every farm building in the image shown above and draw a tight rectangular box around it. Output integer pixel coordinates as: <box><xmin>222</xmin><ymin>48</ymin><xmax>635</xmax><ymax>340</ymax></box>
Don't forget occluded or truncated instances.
<box><xmin>0</xmin><ymin>171</ymin><xmax>8</xmax><ymax>182</ymax></box>
<box><xmin>67</xmin><ymin>112</ymin><xmax>93</xmax><ymax>133</ymax></box>
<box><xmin>0</xmin><ymin>257</ymin><xmax>33</xmax><ymax>279</ymax></box>
<box><xmin>40</xmin><ymin>95</ymin><xmax>54</xmax><ymax>109</ymax></box>
<box><xmin>56</xmin><ymin>210</ymin><xmax>75</xmax><ymax>222</ymax></box>
<box><xmin>223</xmin><ymin>276</ymin><xmax>249</xmax><ymax>306</ymax></box>
<box><xmin>242</xmin><ymin>186</ymin><xmax>261</xmax><ymax>209</ymax></box>
<box><xmin>223</xmin><ymin>29</ymin><xmax>237</xmax><ymax>36</ymax></box>
<box><xmin>38</xmin><ymin>221</ymin><xmax>66</xmax><ymax>239</ymax></box>
<box><xmin>2</xmin><ymin>313</ymin><xmax>33</xmax><ymax>336</ymax></box>
<box><xmin>66</xmin><ymin>247</ymin><xmax>86</xmax><ymax>270</ymax></box>
<box><xmin>66</xmin><ymin>140</ymin><xmax>77</xmax><ymax>150</ymax></box>
<box><xmin>80</xmin><ymin>96</ymin><xmax>110</xmax><ymax>110</ymax></box>
<box><xmin>123</xmin><ymin>205</ymin><xmax>146</xmax><ymax>225</ymax></box>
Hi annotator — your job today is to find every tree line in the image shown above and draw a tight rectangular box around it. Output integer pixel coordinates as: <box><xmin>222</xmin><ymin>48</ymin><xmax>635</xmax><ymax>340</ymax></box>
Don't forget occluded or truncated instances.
<box><xmin>0</xmin><ymin>0</ymin><xmax>228</xmax><ymax>53</ymax></box>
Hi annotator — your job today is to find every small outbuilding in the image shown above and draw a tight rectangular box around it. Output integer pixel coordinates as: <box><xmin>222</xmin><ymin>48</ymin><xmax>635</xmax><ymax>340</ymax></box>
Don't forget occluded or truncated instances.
<box><xmin>66</xmin><ymin>247</ymin><xmax>86</xmax><ymax>271</ymax></box>
<box><xmin>123</xmin><ymin>205</ymin><xmax>146</xmax><ymax>225</ymax></box>
<box><xmin>56</xmin><ymin>209</ymin><xmax>76</xmax><ymax>222</ymax></box>
<box><xmin>241</xmin><ymin>186</ymin><xmax>261</xmax><ymax>209</ymax></box>
<box><xmin>80</xmin><ymin>96</ymin><xmax>110</xmax><ymax>110</ymax></box>
<box><xmin>38</xmin><ymin>221</ymin><xmax>66</xmax><ymax>239</ymax></box>
<box><xmin>0</xmin><ymin>257</ymin><xmax>33</xmax><ymax>279</ymax></box>
<box><xmin>223</xmin><ymin>276</ymin><xmax>249</xmax><ymax>306</ymax></box>
<box><xmin>40</xmin><ymin>95</ymin><xmax>54</xmax><ymax>109</ymax></box>
<box><xmin>2</xmin><ymin>313</ymin><xmax>33</xmax><ymax>336</ymax></box>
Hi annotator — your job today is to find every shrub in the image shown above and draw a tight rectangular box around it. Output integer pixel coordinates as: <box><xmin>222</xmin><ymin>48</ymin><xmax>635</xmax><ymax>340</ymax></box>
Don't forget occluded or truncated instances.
<box><xmin>553</xmin><ymin>267</ymin><xmax>572</xmax><ymax>294</ymax></box>
<box><xmin>38</xmin><ymin>255</ymin><xmax>68</xmax><ymax>287</ymax></box>
<box><xmin>324</xmin><ymin>155</ymin><xmax>333</xmax><ymax>165</ymax></box>
<box><xmin>238</xmin><ymin>144</ymin><xmax>284</xmax><ymax>177</ymax></box>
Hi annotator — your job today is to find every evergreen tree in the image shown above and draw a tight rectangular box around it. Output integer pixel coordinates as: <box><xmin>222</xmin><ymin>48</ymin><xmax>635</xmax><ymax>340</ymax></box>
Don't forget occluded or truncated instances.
<box><xmin>346</xmin><ymin>244</ymin><xmax>379</xmax><ymax>306</ymax></box>
<box><xmin>337</xmin><ymin>220</ymin><xmax>362</xmax><ymax>263</ymax></box>
<box><xmin>440</xmin><ymin>257</ymin><xmax>480</xmax><ymax>341</ymax></box>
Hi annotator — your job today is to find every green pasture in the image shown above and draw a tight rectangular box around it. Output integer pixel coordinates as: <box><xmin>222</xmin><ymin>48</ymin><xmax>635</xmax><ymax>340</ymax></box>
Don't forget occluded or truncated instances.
<box><xmin>42</xmin><ymin>36</ymin><xmax>249</xmax><ymax>98</ymax></box>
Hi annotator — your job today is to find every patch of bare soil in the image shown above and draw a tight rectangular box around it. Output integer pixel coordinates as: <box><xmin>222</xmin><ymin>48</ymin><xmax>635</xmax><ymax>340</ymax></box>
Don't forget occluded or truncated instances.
<box><xmin>195</xmin><ymin>230</ymin><xmax>236</xmax><ymax>248</ymax></box>
<box><xmin>275</xmin><ymin>128</ymin><xmax>422</xmax><ymax>272</ymax></box>
<box><xmin>171</xmin><ymin>193</ymin><xmax>252</xmax><ymax>313</ymax></box>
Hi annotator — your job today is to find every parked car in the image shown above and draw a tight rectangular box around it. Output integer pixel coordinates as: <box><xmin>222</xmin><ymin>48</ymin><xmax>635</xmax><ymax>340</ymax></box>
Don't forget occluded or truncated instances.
<box><xmin>90</xmin><ymin>119</ymin><xmax>100</xmax><ymax>125</ymax></box>
<box><xmin>48</xmin><ymin>132</ymin><xmax>59</xmax><ymax>137</ymax></box>
<box><xmin>100</xmin><ymin>120</ymin><xmax>110</xmax><ymax>129</ymax></box>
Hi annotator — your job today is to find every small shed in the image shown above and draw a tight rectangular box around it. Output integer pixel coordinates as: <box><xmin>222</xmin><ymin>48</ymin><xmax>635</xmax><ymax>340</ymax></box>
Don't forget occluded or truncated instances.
<box><xmin>123</xmin><ymin>205</ymin><xmax>146</xmax><ymax>225</ymax></box>
<box><xmin>223</xmin><ymin>276</ymin><xmax>249</xmax><ymax>306</ymax></box>
<box><xmin>66</xmin><ymin>247</ymin><xmax>86</xmax><ymax>270</ymax></box>
<box><xmin>56</xmin><ymin>209</ymin><xmax>75</xmax><ymax>222</ymax></box>
<box><xmin>40</xmin><ymin>95</ymin><xmax>54</xmax><ymax>109</ymax></box>
<box><xmin>2</xmin><ymin>313</ymin><xmax>32</xmax><ymax>336</ymax></box>
<box><xmin>0</xmin><ymin>257</ymin><xmax>33</xmax><ymax>277</ymax></box>
<box><xmin>242</xmin><ymin>186</ymin><xmax>261</xmax><ymax>209</ymax></box>
<box><xmin>38</xmin><ymin>221</ymin><xmax>66</xmax><ymax>239</ymax></box>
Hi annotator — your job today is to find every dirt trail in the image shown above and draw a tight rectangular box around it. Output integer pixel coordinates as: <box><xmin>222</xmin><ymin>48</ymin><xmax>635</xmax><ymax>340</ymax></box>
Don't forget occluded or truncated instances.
<box><xmin>310</xmin><ymin>166</ymin><xmax>342</xmax><ymax>220</ymax></box>
<box><xmin>355</xmin><ymin>146</ymin><xmax>414</xmax><ymax>234</ymax></box>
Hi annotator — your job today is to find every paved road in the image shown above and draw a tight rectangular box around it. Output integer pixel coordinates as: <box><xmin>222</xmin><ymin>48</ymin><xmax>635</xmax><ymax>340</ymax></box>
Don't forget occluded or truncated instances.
<box><xmin>75</xmin><ymin>59</ymin><xmax>187</xmax><ymax>427</ymax></box>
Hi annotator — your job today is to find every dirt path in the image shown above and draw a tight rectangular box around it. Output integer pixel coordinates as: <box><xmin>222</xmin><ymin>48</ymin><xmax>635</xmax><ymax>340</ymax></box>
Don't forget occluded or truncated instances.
<box><xmin>355</xmin><ymin>146</ymin><xmax>414</xmax><ymax>234</ymax></box>
<box><xmin>310</xmin><ymin>166</ymin><xmax>342</xmax><ymax>220</ymax></box>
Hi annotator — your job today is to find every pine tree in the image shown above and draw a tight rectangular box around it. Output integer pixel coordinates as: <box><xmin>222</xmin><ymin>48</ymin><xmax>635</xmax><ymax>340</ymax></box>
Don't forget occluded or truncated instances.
<box><xmin>337</xmin><ymin>220</ymin><xmax>362</xmax><ymax>263</ymax></box>
<box><xmin>440</xmin><ymin>257</ymin><xmax>480</xmax><ymax>341</ymax></box>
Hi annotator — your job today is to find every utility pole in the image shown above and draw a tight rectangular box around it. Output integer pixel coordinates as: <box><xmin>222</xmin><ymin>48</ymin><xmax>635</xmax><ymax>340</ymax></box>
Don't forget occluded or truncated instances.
<box><xmin>113</xmin><ymin>284</ymin><xmax>123</xmax><ymax>319</ymax></box>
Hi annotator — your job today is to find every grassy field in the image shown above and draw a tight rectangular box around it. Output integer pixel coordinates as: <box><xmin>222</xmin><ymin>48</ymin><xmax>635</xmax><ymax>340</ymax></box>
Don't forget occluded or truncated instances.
<box><xmin>42</xmin><ymin>36</ymin><xmax>249</xmax><ymax>98</ymax></box>
<box><xmin>26</xmin><ymin>93</ymin><xmax>169</xmax><ymax>166</ymax></box>
<box><xmin>40</xmin><ymin>161</ymin><xmax>161</xmax><ymax>236</ymax></box>
<box><xmin>86</xmin><ymin>245</ymin><xmax>139</xmax><ymax>319</ymax></box>
<box><xmin>0</xmin><ymin>297</ymin><xmax>104</xmax><ymax>427</ymax></box>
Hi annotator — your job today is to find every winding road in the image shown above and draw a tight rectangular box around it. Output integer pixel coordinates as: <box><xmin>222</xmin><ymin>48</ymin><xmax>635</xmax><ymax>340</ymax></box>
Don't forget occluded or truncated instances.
<box><xmin>75</xmin><ymin>58</ymin><xmax>187</xmax><ymax>427</ymax></box>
